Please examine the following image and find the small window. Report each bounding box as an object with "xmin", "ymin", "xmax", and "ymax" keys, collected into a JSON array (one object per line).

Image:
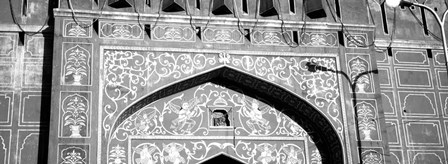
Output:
[{"xmin": 211, "ymin": 109, "xmax": 230, "ymax": 126}]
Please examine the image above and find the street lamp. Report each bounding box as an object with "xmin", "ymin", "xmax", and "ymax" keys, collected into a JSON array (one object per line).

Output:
[{"xmin": 385, "ymin": 0, "xmax": 448, "ymax": 71}]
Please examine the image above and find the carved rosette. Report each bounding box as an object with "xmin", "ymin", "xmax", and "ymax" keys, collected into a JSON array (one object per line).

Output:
[
  {"xmin": 100, "ymin": 22, "xmax": 144, "ymax": 40},
  {"xmin": 58, "ymin": 145, "xmax": 89, "ymax": 164}
]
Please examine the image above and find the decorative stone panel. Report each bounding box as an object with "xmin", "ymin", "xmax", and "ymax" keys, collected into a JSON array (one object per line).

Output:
[
  {"xmin": 395, "ymin": 67, "xmax": 432, "ymax": 89},
  {"xmin": 24, "ymin": 35, "xmax": 46, "ymax": 58},
  {"xmin": 59, "ymin": 92, "xmax": 91, "ymax": 138},
  {"xmin": 58, "ymin": 144, "xmax": 89, "ymax": 164},
  {"xmin": 398, "ymin": 91, "xmax": 437, "ymax": 117},
  {"xmin": 346, "ymin": 53, "xmax": 374, "ymax": 93},
  {"xmin": 100, "ymin": 21, "xmax": 143, "ymax": 40},
  {"xmin": 378, "ymin": 67, "xmax": 391, "ymax": 88},
  {"xmin": 20, "ymin": 92, "xmax": 50, "ymax": 126},
  {"xmin": 389, "ymin": 150, "xmax": 404, "ymax": 164},
  {"xmin": 151, "ymin": 25, "xmax": 195, "ymax": 42},
  {"xmin": 63, "ymin": 19, "xmax": 92, "ymax": 38},
  {"xmin": 385, "ymin": 119, "xmax": 401, "ymax": 147},
  {"xmin": 0, "ymin": 92, "xmax": 13, "ymax": 126},
  {"xmin": 381, "ymin": 90, "xmax": 396, "ymax": 116},
  {"xmin": 393, "ymin": 49, "xmax": 429, "ymax": 66},
  {"xmin": 434, "ymin": 50, "xmax": 446, "ymax": 67},
  {"xmin": 299, "ymin": 31, "xmax": 338, "ymax": 47},
  {"xmin": 403, "ymin": 120, "xmax": 443, "ymax": 147},
  {"xmin": 435, "ymin": 68, "xmax": 448, "ymax": 89},
  {"xmin": 355, "ymin": 100, "xmax": 381, "ymax": 141},
  {"xmin": 0, "ymin": 129, "xmax": 11, "ymax": 164},
  {"xmin": 22, "ymin": 63, "xmax": 46, "ymax": 87},
  {"xmin": 251, "ymin": 30, "xmax": 293, "ymax": 46},
  {"xmin": 0, "ymin": 64, "xmax": 14, "ymax": 86},
  {"xmin": 17, "ymin": 130, "xmax": 40, "ymax": 164},
  {"xmin": 407, "ymin": 150, "xmax": 446, "ymax": 164},
  {"xmin": 202, "ymin": 28, "xmax": 244, "ymax": 44},
  {"xmin": 0, "ymin": 33, "xmax": 16, "ymax": 58},
  {"xmin": 361, "ymin": 148, "xmax": 384, "ymax": 164},
  {"xmin": 61, "ymin": 42, "xmax": 92, "ymax": 86},
  {"xmin": 345, "ymin": 33, "xmax": 368, "ymax": 49}
]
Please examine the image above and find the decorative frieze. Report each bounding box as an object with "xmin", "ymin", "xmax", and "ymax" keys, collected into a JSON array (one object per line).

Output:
[
  {"xmin": 355, "ymin": 100, "xmax": 381, "ymax": 141},
  {"xmin": 345, "ymin": 33, "xmax": 368, "ymax": 48},
  {"xmin": 346, "ymin": 54, "xmax": 374, "ymax": 93}
]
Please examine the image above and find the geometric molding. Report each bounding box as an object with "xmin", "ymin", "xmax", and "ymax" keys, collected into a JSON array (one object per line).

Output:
[
  {"xmin": 63, "ymin": 19, "xmax": 92, "ymax": 38},
  {"xmin": 0, "ymin": 63, "xmax": 14, "ymax": 86},
  {"xmin": 407, "ymin": 150, "xmax": 446, "ymax": 164},
  {"xmin": 435, "ymin": 69, "xmax": 448, "ymax": 89},
  {"xmin": 378, "ymin": 67, "xmax": 391, "ymax": 88},
  {"xmin": 385, "ymin": 119, "xmax": 401, "ymax": 147},
  {"xmin": 0, "ymin": 33, "xmax": 16, "ymax": 59},
  {"xmin": 61, "ymin": 42, "xmax": 93, "ymax": 86},
  {"xmin": 433, "ymin": 50, "xmax": 446, "ymax": 67},
  {"xmin": 440, "ymin": 93, "xmax": 448, "ymax": 117},
  {"xmin": 0, "ymin": 129, "xmax": 11, "ymax": 164},
  {"xmin": 24, "ymin": 35, "xmax": 45, "ymax": 59},
  {"xmin": 375, "ymin": 49, "xmax": 389, "ymax": 64},
  {"xmin": 393, "ymin": 49, "xmax": 428, "ymax": 66},
  {"xmin": 16, "ymin": 130, "xmax": 40, "ymax": 164},
  {"xmin": 22, "ymin": 63, "xmax": 45, "ymax": 87},
  {"xmin": 389, "ymin": 149, "xmax": 403, "ymax": 164},
  {"xmin": 381, "ymin": 91, "xmax": 396, "ymax": 116},
  {"xmin": 403, "ymin": 120, "xmax": 443, "ymax": 147},
  {"xmin": 19, "ymin": 92, "xmax": 50, "ymax": 126},
  {"xmin": 99, "ymin": 21, "xmax": 143, "ymax": 40},
  {"xmin": 399, "ymin": 91, "xmax": 437, "ymax": 117},
  {"xmin": 395, "ymin": 68, "xmax": 433, "ymax": 89},
  {"xmin": 0, "ymin": 92, "xmax": 13, "ymax": 126}
]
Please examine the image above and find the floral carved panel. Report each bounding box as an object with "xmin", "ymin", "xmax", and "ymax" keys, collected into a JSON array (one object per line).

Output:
[
  {"xmin": 63, "ymin": 19, "xmax": 92, "ymax": 38},
  {"xmin": 100, "ymin": 21, "xmax": 144, "ymax": 40},
  {"xmin": 58, "ymin": 145, "xmax": 89, "ymax": 164},
  {"xmin": 101, "ymin": 48, "xmax": 342, "ymax": 141},
  {"xmin": 356, "ymin": 100, "xmax": 381, "ymax": 141},
  {"xmin": 61, "ymin": 43, "xmax": 92, "ymax": 86},
  {"xmin": 152, "ymin": 26, "xmax": 196, "ymax": 42},
  {"xmin": 59, "ymin": 92, "xmax": 91, "ymax": 138},
  {"xmin": 346, "ymin": 33, "xmax": 368, "ymax": 49},
  {"xmin": 202, "ymin": 28, "xmax": 244, "ymax": 44},
  {"xmin": 299, "ymin": 31, "xmax": 338, "ymax": 47},
  {"xmin": 346, "ymin": 53, "xmax": 374, "ymax": 94},
  {"xmin": 251, "ymin": 30, "xmax": 294, "ymax": 46}
]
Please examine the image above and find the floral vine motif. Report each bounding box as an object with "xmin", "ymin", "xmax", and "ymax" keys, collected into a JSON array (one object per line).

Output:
[
  {"xmin": 109, "ymin": 145, "xmax": 126, "ymax": 164},
  {"xmin": 349, "ymin": 57, "xmax": 371, "ymax": 93},
  {"xmin": 357, "ymin": 103, "xmax": 376, "ymax": 141},
  {"xmin": 62, "ymin": 94, "xmax": 89, "ymax": 137},
  {"xmin": 103, "ymin": 50, "xmax": 217, "ymax": 136},
  {"xmin": 64, "ymin": 46, "xmax": 89, "ymax": 85},
  {"xmin": 61, "ymin": 147, "xmax": 86, "ymax": 164},
  {"xmin": 68, "ymin": 25, "xmax": 87, "ymax": 37}
]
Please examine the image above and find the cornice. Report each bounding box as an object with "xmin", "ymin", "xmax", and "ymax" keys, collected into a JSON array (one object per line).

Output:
[{"xmin": 54, "ymin": 8, "xmax": 376, "ymax": 31}]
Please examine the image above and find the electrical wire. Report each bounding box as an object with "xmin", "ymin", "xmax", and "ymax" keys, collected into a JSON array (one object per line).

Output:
[
  {"xmin": 8, "ymin": 0, "xmax": 49, "ymax": 36},
  {"xmin": 185, "ymin": 0, "xmax": 197, "ymax": 31},
  {"xmin": 275, "ymin": 0, "xmax": 298, "ymax": 48},
  {"xmin": 151, "ymin": 0, "xmax": 163, "ymax": 31},
  {"xmin": 232, "ymin": 0, "xmax": 247, "ymax": 37},
  {"xmin": 408, "ymin": 8, "xmax": 443, "ymax": 42},
  {"xmin": 67, "ymin": 0, "xmax": 107, "ymax": 28},
  {"xmin": 131, "ymin": 0, "xmax": 145, "ymax": 31},
  {"xmin": 202, "ymin": 0, "xmax": 214, "ymax": 32}
]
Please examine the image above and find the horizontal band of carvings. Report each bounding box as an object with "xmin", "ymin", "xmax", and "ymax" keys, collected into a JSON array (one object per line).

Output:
[
  {"xmin": 0, "ymin": 24, "xmax": 52, "ymax": 33},
  {"xmin": 53, "ymin": 9, "xmax": 375, "ymax": 31}
]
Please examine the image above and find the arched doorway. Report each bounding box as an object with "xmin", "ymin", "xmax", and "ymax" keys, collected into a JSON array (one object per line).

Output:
[{"xmin": 108, "ymin": 67, "xmax": 343, "ymax": 164}]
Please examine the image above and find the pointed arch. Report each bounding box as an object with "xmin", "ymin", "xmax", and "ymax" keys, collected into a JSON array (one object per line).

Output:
[{"xmin": 110, "ymin": 67, "xmax": 344, "ymax": 164}]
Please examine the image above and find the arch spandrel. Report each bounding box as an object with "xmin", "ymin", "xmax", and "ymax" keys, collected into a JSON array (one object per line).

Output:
[
  {"xmin": 101, "ymin": 47, "xmax": 345, "ymax": 163},
  {"xmin": 109, "ymin": 83, "xmax": 323, "ymax": 164}
]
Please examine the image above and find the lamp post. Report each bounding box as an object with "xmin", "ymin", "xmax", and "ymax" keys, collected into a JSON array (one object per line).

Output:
[{"xmin": 385, "ymin": 0, "xmax": 448, "ymax": 71}]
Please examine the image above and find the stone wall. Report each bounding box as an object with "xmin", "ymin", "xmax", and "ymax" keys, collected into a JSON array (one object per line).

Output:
[{"xmin": 0, "ymin": 0, "xmax": 447, "ymax": 164}]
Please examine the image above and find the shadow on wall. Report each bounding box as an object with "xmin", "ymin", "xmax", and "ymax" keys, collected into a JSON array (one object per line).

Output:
[{"xmin": 36, "ymin": 33, "xmax": 54, "ymax": 163}]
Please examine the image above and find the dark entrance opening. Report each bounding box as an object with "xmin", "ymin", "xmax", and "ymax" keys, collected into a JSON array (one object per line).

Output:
[{"xmin": 201, "ymin": 154, "xmax": 244, "ymax": 164}]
